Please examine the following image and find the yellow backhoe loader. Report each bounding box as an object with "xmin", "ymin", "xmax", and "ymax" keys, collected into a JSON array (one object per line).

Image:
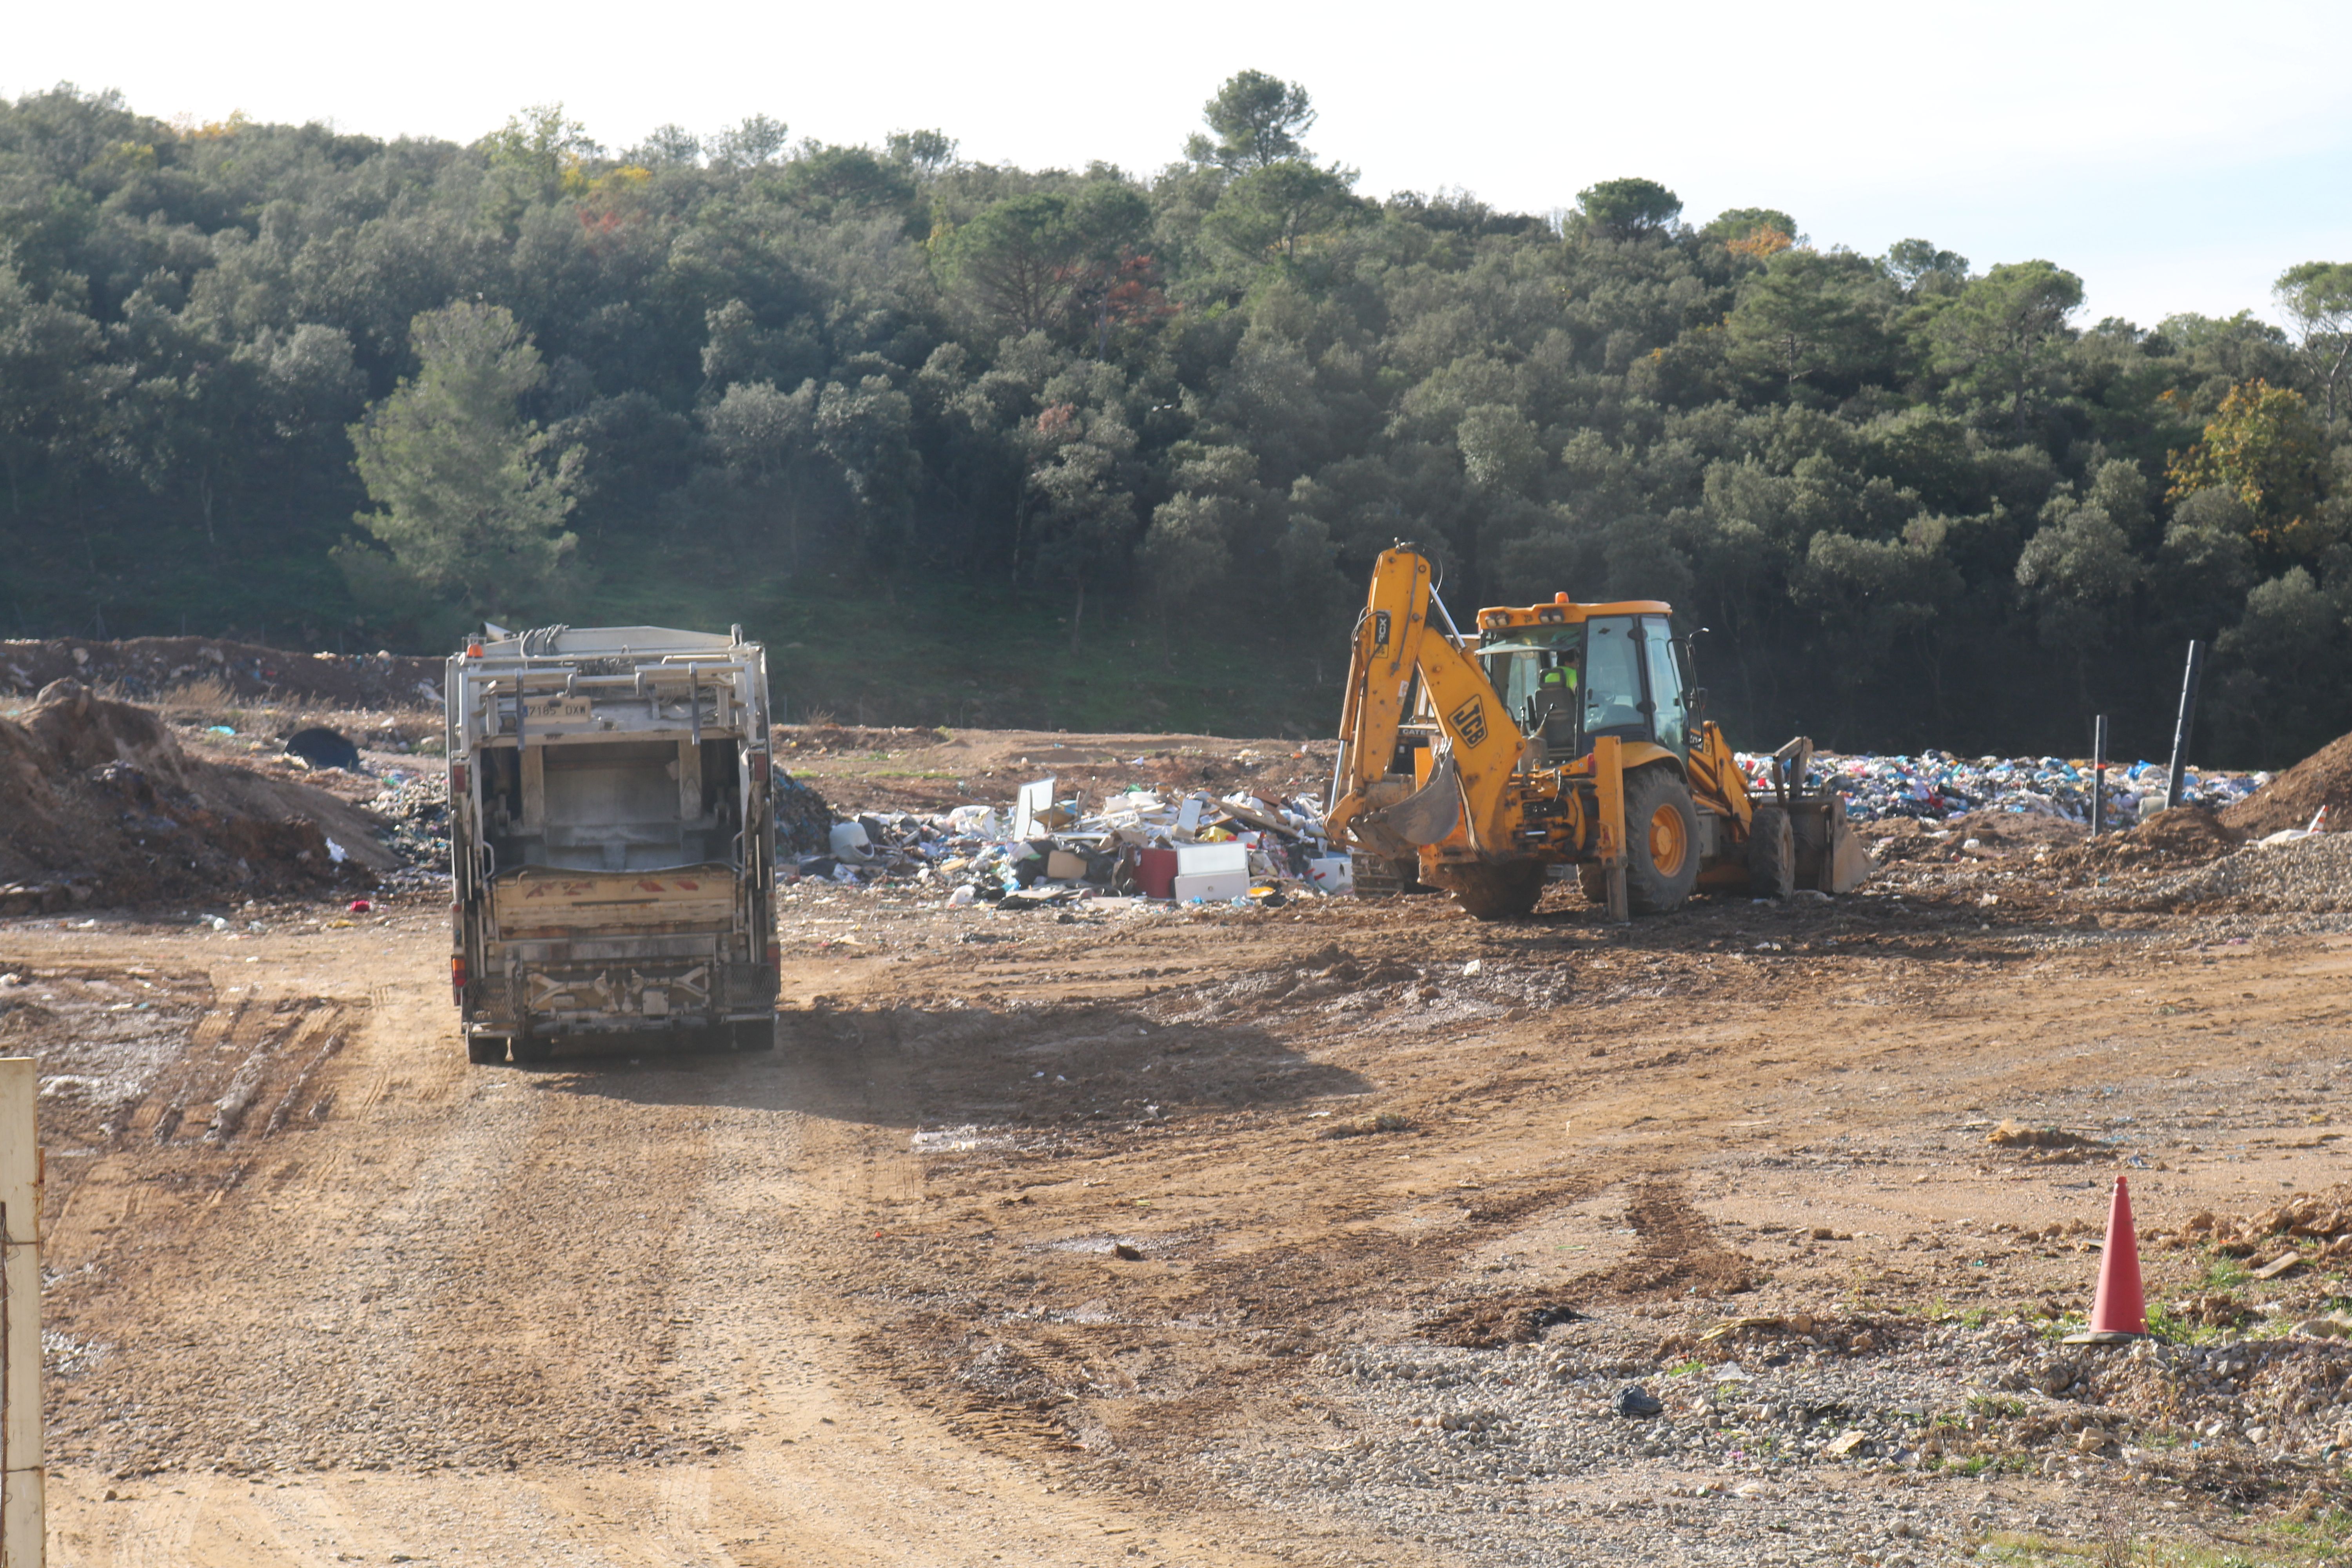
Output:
[{"xmin": 1326, "ymin": 546, "xmax": 1869, "ymax": 920}]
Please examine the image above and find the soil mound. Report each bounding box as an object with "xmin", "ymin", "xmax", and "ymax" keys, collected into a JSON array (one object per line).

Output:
[
  {"xmin": 0, "ymin": 681, "xmax": 396, "ymax": 912},
  {"xmin": 2223, "ymin": 731, "xmax": 2352, "ymax": 837},
  {"xmin": 2132, "ymin": 804, "xmax": 2247, "ymax": 860}
]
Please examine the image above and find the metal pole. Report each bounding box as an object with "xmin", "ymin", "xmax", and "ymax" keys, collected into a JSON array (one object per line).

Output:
[
  {"xmin": 2091, "ymin": 715, "xmax": 2107, "ymax": 837},
  {"xmin": 2164, "ymin": 641, "xmax": 2205, "ymax": 811}
]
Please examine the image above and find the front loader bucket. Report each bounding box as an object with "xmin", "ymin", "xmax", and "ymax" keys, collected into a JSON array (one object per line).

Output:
[
  {"xmin": 1788, "ymin": 794, "xmax": 1871, "ymax": 894},
  {"xmin": 1361, "ymin": 750, "xmax": 1462, "ymax": 854}
]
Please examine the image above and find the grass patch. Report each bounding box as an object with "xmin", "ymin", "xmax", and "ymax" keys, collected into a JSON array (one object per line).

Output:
[{"xmin": 2208, "ymin": 1256, "xmax": 2255, "ymax": 1290}]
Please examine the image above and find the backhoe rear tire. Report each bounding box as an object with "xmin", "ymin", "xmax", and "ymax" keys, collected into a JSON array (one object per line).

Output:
[
  {"xmin": 1746, "ymin": 805, "xmax": 1795, "ymax": 899},
  {"xmin": 1434, "ymin": 860, "xmax": 1546, "ymax": 921},
  {"xmin": 1623, "ymin": 768, "xmax": 1701, "ymax": 916}
]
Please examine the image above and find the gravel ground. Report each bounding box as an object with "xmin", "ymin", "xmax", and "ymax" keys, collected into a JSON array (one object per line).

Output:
[
  {"xmin": 2135, "ymin": 834, "xmax": 2352, "ymax": 913},
  {"xmin": 1195, "ymin": 1315, "xmax": 2352, "ymax": 1567}
]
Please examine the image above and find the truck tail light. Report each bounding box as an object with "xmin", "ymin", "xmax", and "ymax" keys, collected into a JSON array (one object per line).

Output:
[
  {"xmin": 450, "ymin": 760, "xmax": 468, "ymax": 793},
  {"xmin": 451, "ymin": 955, "xmax": 467, "ymax": 1002}
]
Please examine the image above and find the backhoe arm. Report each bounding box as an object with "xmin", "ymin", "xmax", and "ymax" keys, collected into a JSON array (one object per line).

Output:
[{"xmin": 1327, "ymin": 547, "xmax": 1528, "ymax": 860}]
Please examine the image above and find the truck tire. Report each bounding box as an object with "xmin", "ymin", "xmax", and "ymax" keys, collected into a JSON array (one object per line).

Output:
[
  {"xmin": 1746, "ymin": 805, "xmax": 1795, "ymax": 899},
  {"xmin": 1434, "ymin": 860, "xmax": 1546, "ymax": 921},
  {"xmin": 466, "ymin": 1034, "xmax": 509, "ymax": 1065},
  {"xmin": 731, "ymin": 1018, "xmax": 775, "ymax": 1052},
  {"xmin": 1623, "ymin": 768, "xmax": 1701, "ymax": 916},
  {"xmin": 1576, "ymin": 865, "xmax": 1608, "ymax": 906},
  {"xmin": 511, "ymin": 1030, "xmax": 552, "ymax": 1065}
]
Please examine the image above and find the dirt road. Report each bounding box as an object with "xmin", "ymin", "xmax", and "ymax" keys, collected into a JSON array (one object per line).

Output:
[{"xmin": 7, "ymin": 855, "xmax": 2352, "ymax": 1564}]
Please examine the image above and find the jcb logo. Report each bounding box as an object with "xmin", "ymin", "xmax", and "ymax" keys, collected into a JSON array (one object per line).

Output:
[
  {"xmin": 1371, "ymin": 610, "xmax": 1392, "ymax": 655},
  {"xmin": 1448, "ymin": 696, "xmax": 1489, "ymax": 746}
]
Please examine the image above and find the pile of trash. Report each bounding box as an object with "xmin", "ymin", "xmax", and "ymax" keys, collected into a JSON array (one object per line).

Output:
[
  {"xmin": 1756, "ymin": 751, "xmax": 2267, "ymax": 825},
  {"xmin": 785, "ymin": 775, "xmax": 1350, "ymax": 909},
  {"xmin": 365, "ymin": 768, "xmax": 451, "ymax": 877}
]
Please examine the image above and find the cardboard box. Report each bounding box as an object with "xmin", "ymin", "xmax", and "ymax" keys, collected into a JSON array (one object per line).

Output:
[
  {"xmin": 1175, "ymin": 842, "xmax": 1248, "ymax": 877},
  {"xmin": 1170, "ymin": 870, "xmax": 1252, "ymax": 903},
  {"xmin": 1044, "ymin": 849, "xmax": 1089, "ymax": 880}
]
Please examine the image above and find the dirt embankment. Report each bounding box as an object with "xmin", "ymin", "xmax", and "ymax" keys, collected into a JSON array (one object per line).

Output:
[
  {"xmin": 0, "ymin": 636, "xmax": 444, "ymax": 708},
  {"xmin": 0, "ymin": 681, "xmax": 393, "ymax": 911},
  {"xmin": 2224, "ymin": 729, "xmax": 2352, "ymax": 837}
]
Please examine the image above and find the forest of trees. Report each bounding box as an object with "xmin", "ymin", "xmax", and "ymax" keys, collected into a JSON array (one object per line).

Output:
[{"xmin": 3, "ymin": 74, "xmax": 2350, "ymax": 763}]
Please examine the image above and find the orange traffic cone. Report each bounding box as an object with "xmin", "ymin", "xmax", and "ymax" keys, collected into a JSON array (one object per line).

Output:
[{"xmin": 2064, "ymin": 1175, "xmax": 2147, "ymax": 1343}]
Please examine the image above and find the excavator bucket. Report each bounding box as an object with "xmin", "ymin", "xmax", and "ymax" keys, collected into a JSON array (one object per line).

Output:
[
  {"xmin": 1357, "ymin": 749, "xmax": 1462, "ymax": 857},
  {"xmin": 1823, "ymin": 807, "xmax": 1872, "ymax": 893},
  {"xmin": 1788, "ymin": 793, "xmax": 1872, "ymax": 894}
]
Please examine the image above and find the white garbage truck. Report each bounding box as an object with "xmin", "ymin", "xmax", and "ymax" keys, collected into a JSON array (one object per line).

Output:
[{"xmin": 446, "ymin": 624, "xmax": 779, "ymax": 1063}]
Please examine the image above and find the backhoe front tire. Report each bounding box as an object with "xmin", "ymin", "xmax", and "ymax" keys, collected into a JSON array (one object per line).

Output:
[
  {"xmin": 1746, "ymin": 805, "xmax": 1795, "ymax": 899},
  {"xmin": 1434, "ymin": 860, "xmax": 1547, "ymax": 921},
  {"xmin": 1623, "ymin": 768, "xmax": 1701, "ymax": 916},
  {"xmin": 1576, "ymin": 865, "xmax": 1608, "ymax": 906}
]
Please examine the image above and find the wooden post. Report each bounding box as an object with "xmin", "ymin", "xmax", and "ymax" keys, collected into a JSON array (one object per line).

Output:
[{"xmin": 0, "ymin": 1058, "xmax": 42, "ymax": 1567}]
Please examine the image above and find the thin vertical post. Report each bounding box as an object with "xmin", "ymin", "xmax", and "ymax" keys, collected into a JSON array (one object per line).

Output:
[
  {"xmin": 0, "ymin": 1058, "xmax": 41, "ymax": 1568},
  {"xmin": 2091, "ymin": 715, "xmax": 2108, "ymax": 837},
  {"xmin": 2165, "ymin": 641, "xmax": 2205, "ymax": 811}
]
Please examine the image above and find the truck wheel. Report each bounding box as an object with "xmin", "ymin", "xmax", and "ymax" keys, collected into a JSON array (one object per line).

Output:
[
  {"xmin": 466, "ymin": 1035, "xmax": 509, "ymax": 1065},
  {"xmin": 511, "ymin": 1031, "xmax": 552, "ymax": 1065},
  {"xmin": 1623, "ymin": 769, "xmax": 1701, "ymax": 916},
  {"xmin": 1576, "ymin": 865, "xmax": 1608, "ymax": 906},
  {"xmin": 1747, "ymin": 805, "xmax": 1795, "ymax": 898},
  {"xmin": 731, "ymin": 1018, "xmax": 775, "ymax": 1052},
  {"xmin": 1434, "ymin": 861, "xmax": 1546, "ymax": 921}
]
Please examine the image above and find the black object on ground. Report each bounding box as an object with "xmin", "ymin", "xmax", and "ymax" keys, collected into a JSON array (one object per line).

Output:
[
  {"xmin": 283, "ymin": 726, "xmax": 360, "ymax": 771},
  {"xmin": 1615, "ymin": 1385, "xmax": 1662, "ymax": 1418}
]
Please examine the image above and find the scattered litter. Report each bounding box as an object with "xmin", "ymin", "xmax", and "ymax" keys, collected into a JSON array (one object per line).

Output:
[{"xmin": 780, "ymin": 768, "xmax": 1347, "ymax": 909}]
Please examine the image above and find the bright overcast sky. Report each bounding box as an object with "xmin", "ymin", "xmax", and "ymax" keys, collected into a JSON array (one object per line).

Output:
[{"xmin": 13, "ymin": 0, "xmax": 2349, "ymax": 331}]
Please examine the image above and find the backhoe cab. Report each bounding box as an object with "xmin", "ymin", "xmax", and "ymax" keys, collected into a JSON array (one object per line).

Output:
[{"xmin": 1326, "ymin": 546, "xmax": 1868, "ymax": 920}]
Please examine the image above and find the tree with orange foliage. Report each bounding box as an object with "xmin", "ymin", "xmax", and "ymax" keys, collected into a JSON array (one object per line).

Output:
[{"xmin": 2165, "ymin": 378, "xmax": 2330, "ymax": 562}]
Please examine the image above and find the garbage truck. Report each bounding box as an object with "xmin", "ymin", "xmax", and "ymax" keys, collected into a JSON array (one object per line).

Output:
[
  {"xmin": 1327, "ymin": 546, "xmax": 1868, "ymax": 920},
  {"xmin": 446, "ymin": 624, "xmax": 778, "ymax": 1063}
]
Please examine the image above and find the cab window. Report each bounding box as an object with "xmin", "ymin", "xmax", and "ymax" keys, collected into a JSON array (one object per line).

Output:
[
  {"xmin": 1581, "ymin": 616, "xmax": 1647, "ymax": 741},
  {"xmin": 1641, "ymin": 616, "xmax": 1687, "ymax": 754}
]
